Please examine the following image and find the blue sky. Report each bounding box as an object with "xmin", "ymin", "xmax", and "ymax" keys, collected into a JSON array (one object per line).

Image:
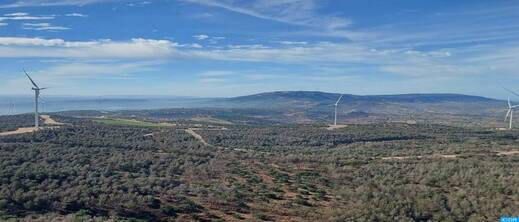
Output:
[{"xmin": 0, "ymin": 0, "xmax": 518, "ymax": 98}]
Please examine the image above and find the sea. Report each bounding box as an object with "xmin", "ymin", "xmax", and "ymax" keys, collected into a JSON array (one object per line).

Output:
[{"xmin": 0, "ymin": 95, "xmax": 218, "ymax": 115}]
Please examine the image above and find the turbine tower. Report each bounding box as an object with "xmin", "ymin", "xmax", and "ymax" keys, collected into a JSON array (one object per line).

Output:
[
  {"xmin": 24, "ymin": 70, "xmax": 47, "ymax": 128},
  {"xmin": 8, "ymin": 102, "xmax": 15, "ymax": 115},
  {"xmin": 334, "ymin": 94, "xmax": 343, "ymax": 126},
  {"xmin": 505, "ymin": 98, "xmax": 519, "ymax": 129},
  {"xmin": 504, "ymin": 88, "xmax": 519, "ymax": 129}
]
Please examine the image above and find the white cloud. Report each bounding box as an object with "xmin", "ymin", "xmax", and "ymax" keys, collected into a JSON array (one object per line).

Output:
[
  {"xmin": 244, "ymin": 74, "xmax": 280, "ymax": 80},
  {"xmin": 172, "ymin": 42, "xmax": 203, "ymax": 48},
  {"xmin": 126, "ymin": 1, "xmax": 151, "ymax": 7},
  {"xmin": 0, "ymin": 37, "xmax": 67, "ymax": 46},
  {"xmin": 65, "ymin": 13, "xmax": 88, "ymax": 17},
  {"xmin": 0, "ymin": 35, "xmax": 517, "ymax": 82},
  {"xmin": 41, "ymin": 61, "xmax": 158, "ymax": 77},
  {"xmin": 193, "ymin": 34, "xmax": 225, "ymax": 44},
  {"xmin": 22, "ymin": 22, "xmax": 70, "ymax": 31},
  {"xmin": 0, "ymin": 61, "xmax": 160, "ymax": 95},
  {"xmin": 190, "ymin": 12, "xmax": 215, "ymax": 19},
  {"xmin": 0, "ymin": 0, "xmax": 119, "ymax": 8},
  {"xmin": 0, "ymin": 23, "xmax": 7, "ymax": 26},
  {"xmin": 199, "ymin": 77, "xmax": 228, "ymax": 83},
  {"xmin": 193, "ymin": 34, "xmax": 209, "ymax": 40},
  {"xmin": 198, "ymin": 70, "xmax": 234, "ymax": 77},
  {"xmin": 4, "ymin": 12, "xmax": 28, "ymax": 16},
  {"xmin": 184, "ymin": 0, "xmax": 354, "ymax": 38},
  {"xmin": 227, "ymin": 44, "xmax": 268, "ymax": 49},
  {"xmin": 278, "ymin": 41, "xmax": 308, "ymax": 45},
  {"xmin": 0, "ymin": 37, "xmax": 178, "ymax": 59},
  {"xmin": 0, "ymin": 13, "xmax": 54, "ymax": 21}
]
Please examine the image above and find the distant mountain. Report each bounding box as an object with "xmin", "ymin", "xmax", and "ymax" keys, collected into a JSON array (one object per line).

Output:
[
  {"xmin": 228, "ymin": 91, "xmax": 341, "ymax": 103},
  {"xmin": 229, "ymin": 91, "xmax": 497, "ymax": 102},
  {"xmin": 49, "ymin": 91, "xmax": 507, "ymax": 127},
  {"xmin": 218, "ymin": 91, "xmax": 505, "ymax": 126},
  {"xmin": 223, "ymin": 91, "xmax": 502, "ymax": 112},
  {"xmin": 3, "ymin": 91, "xmax": 506, "ymax": 126}
]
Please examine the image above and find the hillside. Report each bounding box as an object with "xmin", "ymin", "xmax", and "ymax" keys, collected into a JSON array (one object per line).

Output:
[
  {"xmin": 1, "ymin": 115, "xmax": 518, "ymax": 221},
  {"xmin": 222, "ymin": 91, "xmax": 504, "ymax": 117},
  {"xmin": 229, "ymin": 91, "xmax": 497, "ymax": 104},
  {"xmin": 226, "ymin": 91, "xmax": 499, "ymax": 107},
  {"xmin": 8, "ymin": 91, "xmax": 508, "ymax": 127}
]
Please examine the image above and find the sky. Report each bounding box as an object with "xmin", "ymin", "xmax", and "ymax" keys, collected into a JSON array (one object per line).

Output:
[{"xmin": 0, "ymin": 0, "xmax": 518, "ymax": 98}]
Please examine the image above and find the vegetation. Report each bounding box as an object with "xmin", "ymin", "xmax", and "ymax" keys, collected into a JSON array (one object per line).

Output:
[
  {"xmin": 0, "ymin": 114, "xmax": 518, "ymax": 221},
  {"xmin": 93, "ymin": 118, "xmax": 175, "ymax": 128},
  {"xmin": 0, "ymin": 114, "xmax": 37, "ymax": 131}
]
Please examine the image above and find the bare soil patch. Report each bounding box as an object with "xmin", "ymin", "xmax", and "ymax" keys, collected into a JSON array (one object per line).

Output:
[
  {"xmin": 326, "ymin": 124, "xmax": 348, "ymax": 130},
  {"xmin": 185, "ymin": 128, "xmax": 211, "ymax": 146},
  {"xmin": 41, "ymin": 115, "xmax": 65, "ymax": 125},
  {"xmin": 0, "ymin": 115, "xmax": 63, "ymax": 136}
]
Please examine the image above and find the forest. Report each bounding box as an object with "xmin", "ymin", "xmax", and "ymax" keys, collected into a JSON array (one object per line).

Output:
[
  {"xmin": 0, "ymin": 114, "xmax": 518, "ymax": 221},
  {"xmin": 0, "ymin": 115, "xmax": 38, "ymax": 132}
]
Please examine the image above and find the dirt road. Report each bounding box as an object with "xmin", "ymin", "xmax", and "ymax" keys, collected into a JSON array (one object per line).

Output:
[
  {"xmin": 185, "ymin": 128, "xmax": 211, "ymax": 146},
  {"xmin": 0, "ymin": 115, "xmax": 63, "ymax": 136},
  {"xmin": 41, "ymin": 115, "xmax": 64, "ymax": 125},
  {"xmin": 0, "ymin": 127, "xmax": 40, "ymax": 136},
  {"xmin": 381, "ymin": 151, "xmax": 519, "ymax": 160},
  {"xmin": 326, "ymin": 125, "xmax": 348, "ymax": 130}
]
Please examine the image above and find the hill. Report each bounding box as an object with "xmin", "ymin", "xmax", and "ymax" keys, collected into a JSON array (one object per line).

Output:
[
  {"xmin": 222, "ymin": 91, "xmax": 503, "ymax": 116},
  {"xmin": 12, "ymin": 91, "xmax": 506, "ymax": 127},
  {"xmin": 229, "ymin": 91, "xmax": 497, "ymax": 104}
]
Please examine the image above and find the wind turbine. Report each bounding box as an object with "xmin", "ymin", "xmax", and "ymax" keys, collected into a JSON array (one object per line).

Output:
[
  {"xmin": 8, "ymin": 102, "xmax": 15, "ymax": 115},
  {"xmin": 334, "ymin": 94, "xmax": 343, "ymax": 126},
  {"xmin": 504, "ymin": 87, "xmax": 519, "ymax": 98},
  {"xmin": 24, "ymin": 70, "xmax": 47, "ymax": 128},
  {"xmin": 40, "ymin": 99, "xmax": 46, "ymax": 113},
  {"xmin": 505, "ymin": 98, "xmax": 519, "ymax": 129}
]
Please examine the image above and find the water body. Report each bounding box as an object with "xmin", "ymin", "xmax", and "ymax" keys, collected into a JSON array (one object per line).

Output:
[{"xmin": 0, "ymin": 96, "xmax": 219, "ymax": 115}]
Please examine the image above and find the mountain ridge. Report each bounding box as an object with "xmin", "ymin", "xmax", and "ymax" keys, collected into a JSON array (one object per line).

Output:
[{"xmin": 228, "ymin": 91, "xmax": 499, "ymax": 103}]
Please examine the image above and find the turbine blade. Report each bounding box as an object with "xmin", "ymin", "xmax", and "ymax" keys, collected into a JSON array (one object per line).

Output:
[
  {"xmin": 508, "ymin": 98, "xmax": 512, "ymax": 108},
  {"xmin": 506, "ymin": 109, "xmax": 511, "ymax": 121},
  {"xmin": 23, "ymin": 69, "xmax": 39, "ymax": 89},
  {"xmin": 504, "ymin": 87, "xmax": 519, "ymax": 98},
  {"xmin": 335, "ymin": 94, "xmax": 343, "ymax": 105}
]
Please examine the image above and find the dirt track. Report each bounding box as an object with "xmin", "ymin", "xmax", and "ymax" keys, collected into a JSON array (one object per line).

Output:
[
  {"xmin": 0, "ymin": 115, "xmax": 63, "ymax": 136},
  {"xmin": 327, "ymin": 124, "xmax": 348, "ymax": 130},
  {"xmin": 185, "ymin": 128, "xmax": 211, "ymax": 146},
  {"xmin": 41, "ymin": 115, "xmax": 64, "ymax": 125},
  {"xmin": 381, "ymin": 154, "xmax": 457, "ymax": 160},
  {"xmin": 381, "ymin": 151, "xmax": 519, "ymax": 160},
  {"xmin": 0, "ymin": 127, "xmax": 40, "ymax": 136}
]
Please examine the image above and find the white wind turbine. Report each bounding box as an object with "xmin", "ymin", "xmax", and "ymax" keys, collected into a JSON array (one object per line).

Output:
[
  {"xmin": 24, "ymin": 70, "xmax": 47, "ymax": 128},
  {"xmin": 8, "ymin": 102, "xmax": 15, "ymax": 115},
  {"xmin": 504, "ymin": 88, "xmax": 519, "ymax": 129},
  {"xmin": 334, "ymin": 94, "xmax": 343, "ymax": 126},
  {"xmin": 505, "ymin": 98, "xmax": 519, "ymax": 129}
]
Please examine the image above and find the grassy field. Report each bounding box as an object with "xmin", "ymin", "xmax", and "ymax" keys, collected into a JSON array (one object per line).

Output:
[
  {"xmin": 191, "ymin": 116, "xmax": 234, "ymax": 125},
  {"xmin": 93, "ymin": 118, "xmax": 175, "ymax": 128}
]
